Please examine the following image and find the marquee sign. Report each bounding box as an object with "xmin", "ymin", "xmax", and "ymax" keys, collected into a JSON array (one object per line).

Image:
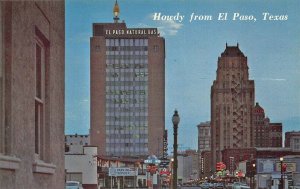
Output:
[
  {"xmin": 109, "ymin": 167, "xmax": 138, "ymax": 176},
  {"xmin": 105, "ymin": 28, "xmax": 158, "ymax": 36},
  {"xmin": 163, "ymin": 130, "xmax": 168, "ymax": 159}
]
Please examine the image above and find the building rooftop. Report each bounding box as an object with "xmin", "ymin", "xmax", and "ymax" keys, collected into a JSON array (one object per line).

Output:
[
  {"xmin": 221, "ymin": 43, "xmax": 245, "ymax": 57},
  {"xmin": 253, "ymin": 102, "xmax": 265, "ymax": 113},
  {"xmin": 286, "ymin": 131, "xmax": 300, "ymax": 134},
  {"xmin": 256, "ymin": 147, "xmax": 291, "ymax": 151},
  {"xmin": 197, "ymin": 121, "xmax": 211, "ymax": 127}
]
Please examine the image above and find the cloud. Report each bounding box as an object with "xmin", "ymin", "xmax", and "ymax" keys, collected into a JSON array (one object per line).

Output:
[
  {"xmin": 253, "ymin": 78, "xmax": 287, "ymax": 81},
  {"xmin": 156, "ymin": 19, "xmax": 183, "ymax": 36},
  {"xmin": 81, "ymin": 99, "xmax": 89, "ymax": 103},
  {"xmin": 135, "ymin": 13, "xmax": 183, "ymax": 37}
]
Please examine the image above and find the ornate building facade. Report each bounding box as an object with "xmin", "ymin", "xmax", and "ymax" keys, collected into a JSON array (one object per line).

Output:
[{"xmin": 211, "ymin": 44, "xmax": 255, "ymax": 170}]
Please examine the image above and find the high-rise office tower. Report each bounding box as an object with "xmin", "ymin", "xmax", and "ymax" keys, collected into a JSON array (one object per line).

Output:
[
  {"xmin": 90, "ymin": 1, "xmax": 165, "ymax": 157},
  {"xmin": 269, "ymin": 123, "xmax": 282, "ymax": 147},
  {"xmin": 197, "ymin": 121, "xmax": 211, "ymax": 178},
  {"xmin": 197, "ymin": 121, "xmax": 211, "ymax": 151},
  {"xmin": 211, "ymin": 44, "xmax": 255, "ymax": 169}
]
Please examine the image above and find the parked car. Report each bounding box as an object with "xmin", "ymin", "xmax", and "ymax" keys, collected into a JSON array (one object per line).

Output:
[
  {"xmin": 226, "ymin": 182, "xmax": 233, "ymax": 189},
  {"xmin": 215, "ymin": 182, "xmax": 225, "ymax": 188},
  {"xmin": 232, "ymin": 182, "xmax": 250, "ymax": 189},
  {"xmin": 208, "ymin": 182, "xmax": 215, "ymax": 188},
  {"xmin": 65, "ymin": 181, "xmax": 83, "ymax": 189},
  {"xmin": 200, "ymin": 182, "xmax": 210, "ymax": 189}
]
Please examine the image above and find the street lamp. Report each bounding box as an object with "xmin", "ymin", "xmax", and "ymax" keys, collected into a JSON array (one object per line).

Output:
[
  {"xmin": 172, "ymin": 110, "xmax": 180, "ymax": 189},
  {"xmin": 280, "ymin": 157, "xmax": 284, "ymax": 189}
]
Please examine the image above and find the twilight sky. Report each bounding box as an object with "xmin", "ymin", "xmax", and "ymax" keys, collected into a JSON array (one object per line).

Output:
[{"xmin": 65, "ymin": 0, "xmax": 300, "ymax": 150}]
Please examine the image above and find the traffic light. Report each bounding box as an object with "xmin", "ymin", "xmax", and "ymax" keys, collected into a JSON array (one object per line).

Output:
[
  {"xmin": 282, "ymin": 163, "xmax": 287, "ymax": 172},
  {"xmin": 246, "ymin": 161, "xmax": 251, "ymax": 177}
]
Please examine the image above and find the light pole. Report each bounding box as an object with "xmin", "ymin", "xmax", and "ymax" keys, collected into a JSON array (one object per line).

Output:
[
  {"xmin": 280, "ymin": 157, "xmax": 284, "ymax": 189},
  {"xmin": 170, "ymin": 158, "xmax": 174, "ymax": 189},
  {"xmin": 252, "ymin": 163, "xmax": 256, "ymax": 189},
  {"xmin": 172, "ymin": 110, "xmax": 180, "ymax": 189}
]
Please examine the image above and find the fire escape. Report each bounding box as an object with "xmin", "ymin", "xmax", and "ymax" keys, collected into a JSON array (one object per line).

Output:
[{"xmin": 231, "ymin": 74, "xmax": 244, "ymax": 148}]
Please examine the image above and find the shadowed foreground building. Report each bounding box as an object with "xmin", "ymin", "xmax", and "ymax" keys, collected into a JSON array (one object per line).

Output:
[
  {"xmin": 90, "ymin": 2, "xmax": 165, "ymax": 157},
  {"xmin": 0, "ymin": 1, "xmax": 65, "ymax": 189}
]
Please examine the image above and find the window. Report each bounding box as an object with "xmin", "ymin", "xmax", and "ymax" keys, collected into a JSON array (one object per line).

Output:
[
  {"xmin": 35, "ymin": 42, "xmax": 44, "ymax": 156},
  {"xmin": 35, "ymin": 35, "xmax": 48, "ymax": 160}
]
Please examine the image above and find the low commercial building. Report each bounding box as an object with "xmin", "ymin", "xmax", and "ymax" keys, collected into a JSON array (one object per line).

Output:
[
  {"xmin": 256, "ymin": 147, "xmax": 300, "ymax": 159},
  {"xmin": 65, "ymin": 146, "xmax": 98, "ymax": 189},
  {"xmin": 256, "ymin": 156, "xmax": 300, "ymax": 189},
  {"xmin": 96, "ymin": 156, "xmax": 147, "ymax": 188},
  {"xmin": 65, "ymin": 134, "xmax": 90, "ymax": 154},
  {"xmin": 222, "ymin": 148, "xmax": 256, "ymax": 176}
]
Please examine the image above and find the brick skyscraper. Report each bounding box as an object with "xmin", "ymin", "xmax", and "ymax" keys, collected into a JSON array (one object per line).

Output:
[
  {"xmin": 252, "ymin": 102, "xmax": 283, "ymax": 147},
  {"xmin": 252, "ymin": 102, "xmax": 269, "ymax": 147},
  {"xmin": 211, "ymin": 44, "xmax": 255, "ymax": 170},
  {"xmin": 90, "ymin": 1, "xmax": 165, "ymax": 157}
]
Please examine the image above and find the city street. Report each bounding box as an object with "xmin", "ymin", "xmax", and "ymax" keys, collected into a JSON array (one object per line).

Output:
[{"xmin": 1, "ymin": 1, "xmax": 300, "ymax": 189}]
